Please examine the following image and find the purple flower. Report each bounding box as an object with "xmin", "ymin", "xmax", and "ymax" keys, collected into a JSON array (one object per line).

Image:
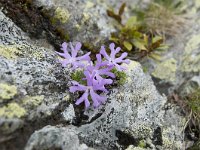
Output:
[
  {"xmin": 69, "ymin": 71, "xmax": 110, "ymax": 109},
  {"xmin": 86, "ymin": 54, "xmax": 115, "ymax": 84},
  {"xmin": 100, "ymin": 43, "xmax": 130, "ymax": 71},
  {"xmin": 56, "ymin": 42, "xmax": 91, "ymax": 69}
]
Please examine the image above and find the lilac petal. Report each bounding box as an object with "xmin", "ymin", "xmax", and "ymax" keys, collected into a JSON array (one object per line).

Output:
[
  {"xmin": 109, "ymin": 43, "xmax": 115, "ymax": 51},
  {"xmin": 90, "ymin": 89, "xmax": 100, "ymax": 108},
  {"xmin": 115, "ymin": 52, "xmax": 128, "ymax": 63},
  {"xmin": 69, "ymin": 86, "xmax": 79, "ymax": 93},
  {"xmin": 98, "ymin": 67, "xmax": 112, "ymax": 74},
  {"xmin": 71, "ymin": 81, "xmax": 79, "ymax": 85},
  {"xmin": 56, "ymin": 51, "xmax": 71, "ymax": 58},
  {"xmin": 115, "ymin": 63, "xmax": 123, "ymax": 71},
  {"xmin": 68, "ymin": 42, "xmax": 77, "ymax": 58},
  {"xmin": 103, "ymin": 78, "xmax": 113, "ymax": 85},
  {"xmin": 61, "ymin": 42, "xmax": 68, "ymax": 53},
  {"xmin": 84, "ymin": 71, "xmax": 94, "ymax": 86},
  {"xmin": 103, "ymin": 72, "xmax": 115, "ymax": 78},
  {"xmin": 87, "ymin": 65, "xmax": 95, "ymax": 72},
  {"xmin": 111, "ymin": 47, "xmax": 121, "ymax": 59},
  {"xmin": 96, "ymin": 54, "xmax": 102, "ymax": 64},
  {"xmin": 115, "ymin": 47, "xmax": 121, "ymax": 54},
  {"xmin": 90, "ymin": 90, "xmax": 106, "ymax": 107},
  {"xmin": 119, "ymin": 65, "xmax": 127, "ymax": 70},
  {"xmin": 72, "ymin": 62, "xmax": 85, "ymax": 69},
  {"xmin": 75, "ymin": 42, "xmax": 82, "ymax": 51},
  {"xmin": 71, "ymin": 81, "xmax": 87, "ymax": 89},
  {"xmin": 100, "ymin": 46, "xmax": 110, "ymax": 60},
  {"xmin": 122, "ymin": 59, "xmax": 130, "ymax": 64},
  {"xmin": 77, "ymin": 52, "xmax": 91, "ymax": 61},
  {"xmin": 69, "ymin": 85, "xmax": 85, "ymax": 92},
  {"xmin": 99, "ymin": 61, "xmax": 108, "ymax": 67},
  {"xmin": 59, "ymin": 60, "xmax": 69, "ymax": 67},
  {"xmin": 84, "ymin": 98, "xmax": 90, "ymax": 109},
  {"xmin": 75, "ymin": 91, "xmax": 89, "ymax": 106}
]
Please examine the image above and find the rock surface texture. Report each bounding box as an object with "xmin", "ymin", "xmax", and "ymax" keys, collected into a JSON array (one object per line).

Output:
[{"xmin": 0, "ymin": 0, "xmax": 198, "ymax": 150}]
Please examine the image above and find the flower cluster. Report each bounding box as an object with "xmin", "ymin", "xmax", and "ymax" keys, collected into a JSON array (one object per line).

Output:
[{"xmin": 57, "ymin": 42, "xmax": 130, "ymax": 109}]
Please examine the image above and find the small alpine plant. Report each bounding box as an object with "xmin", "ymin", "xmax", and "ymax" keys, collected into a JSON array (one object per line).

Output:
[{"xmin": 57, "ymin": 42, "xmax": 130, "ymax": 109}]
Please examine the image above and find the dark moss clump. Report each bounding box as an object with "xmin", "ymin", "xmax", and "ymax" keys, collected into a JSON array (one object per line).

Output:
[
  {"xmin": 0, "ymin": 0, "xmax": 65, "ymax": 49},
  {"xmin": 71, "ymin": 70, "xmax": 86, "ymax": 85},
  {"xmin": 111, "ymin": 68, "xmax": 127, "ymax": 86},
  {"xmin": 184, "ymin": 89, "xmax": 200, "ymax": 140}
]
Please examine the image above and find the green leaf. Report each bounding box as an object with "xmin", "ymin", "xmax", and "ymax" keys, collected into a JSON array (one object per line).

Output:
[
  {"xmin": 154, "ymin": 44, "xmax": 169, "ymax": 51},
  {"xmin": 118, "ymin": 3, "xmax": 126, "ymax": 16},
  {"xmin": 132, "ymin": 31, "xmax": 143, "ymax": 38},
  {"xmin": 152, "ymin": 36, "xmax": 163, "ymax": 43},
  {"xmin": 149, "ymin": 53, "xmax": 161, "ymax": 61},
  {"xmin": 109, "ymin": 37, "xmax": 119, "ymax": 43},
  {"xmin": 123, "ymin": 41, "xmax": 133, "ymax": 51},
  {"xmin": 107, "ymin": 9, "xmax": 121, "ymax": 24},
  {"xmin": 125, "ymin": 16, "xmax": 137, "ymax": 28},
  {"xmin": 133, "ymin": 39, "xmax": 147, "ymax": 50},
  {"xmin": 151, "ymin": 36, "xmax": 164, "ymax": 50}
]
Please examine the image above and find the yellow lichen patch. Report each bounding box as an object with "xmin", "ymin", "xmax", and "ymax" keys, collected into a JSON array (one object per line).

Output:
[
  {"xmin": 81, "ymin": 13, "xmax": 90, "ymax": 24},
  {"xmin": 63, "ymin": 95, "xmax": 70, "ymax": 101},
  {"xmin": 125, "ymin": 145, "xmax": 145, "ymax": 150},
  {"xmin": 30, "ymin": 49, "xmax": 45, "ymax": 60},
  {"xmin": 127, "ymin": 61, "xmax": 140, "ymax": 71},
  {"xmin": 152, "ymin": 58, "xmax": 177, "ymax": 82},
  {"xmin": 0, "ymin": 83, "xmax": 17, "ymax": 101},
  {"xmin": 22, "ymin": 95, "xmax": 44, "ymax": 109},
  {"xmin": 75, "ymin": 24, "xmax": 81, "ymax": 31},
  {"xmin": 54, "ymin": 7, "xmax": 70, "ymax": 24},
  {"xmin": 85, "ymin": 1, "xmax": 94, "ymax": 9},
  {"xmin": 181, "ymin": 34, "xmax": 200, "ymax": 72},
  {"xmin": 184, "ymin": 34, "xmax": 200, "ymax": 54},
  {"xmin": 181, "ymin": 54, "xmax": 200, "ymax": 72},
  {"xmin": 0, "ymin": 103, "xmax": 26, "ymax": 118},
  {"xmin": 0, "ymin": 45, "xmax": 22, "ymax": 59}
]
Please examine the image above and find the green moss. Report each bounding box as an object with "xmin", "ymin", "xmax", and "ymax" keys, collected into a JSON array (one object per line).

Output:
[
  {"xmin": 22, "ymin": 95, "xmax": 44, "ymax": 109},
  {"xmin": 0, "ymin": 83, "xmax": 17, "ymax": 101},
  {"xmin": 54, "ymin": 7, "xmax": 70, "ymax": 24},
  {"xmin": 186, "ymin": 89, "xmax": 200, "ymax": 116},
  {"xmin": 138, "ymin": 140, "xmax": 146, "ymax": 148},
  {"xmin": 152, "ymin": 58, "xmax": 177, "ymax": 82},
  {"xmin": 71, "ymin": 70, "xmax": 86, "ymax": 85},
  {"xmin": 0, "ymin": 103, "xmax": 26, "ymax": 118},
  {"xmin": 112, "ymin": 68, "xmax": 127, "ymax": 85},
  {"xmin": 0, "ymin": 45, "xmax": 22, "ymax": 59},
  {"xmin": 55, "ymin": 27, "xmax": 70, "ymax": 41}
]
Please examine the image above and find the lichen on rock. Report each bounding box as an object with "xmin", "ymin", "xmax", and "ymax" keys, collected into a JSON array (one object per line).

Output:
[
  {"xmin": 0, "ymin": 103, "xmax": 26, "ymax": 119},
  {"xmin": 0, "ymin": 83, "xmax": 17, "ymax": 101},
  {"xmin": 54, "ymin": 7, "xmax": 70, "ymax": 24},
  {"xmin": 0, "ymin": 45, "xmax": 22, "ymax": 59},
  {"xmin": 22, "ymin": 95, "xmax": 44, "ymax": 109},
  {"xmin": 152, "ymin": 58, "xmax": 177, "ymax": 82}
]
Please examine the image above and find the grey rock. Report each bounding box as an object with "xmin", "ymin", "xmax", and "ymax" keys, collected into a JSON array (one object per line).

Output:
[
  {"xmin": 25, "ymin": 125, "xmax": 94, "ymax": 150},
  {"xmin": 179, "ymin": 75, "xmax": 200, "ymax": 96},
  {"xmin": 61, "ymin": 104, "xmax": 76, "ymax": 123},
  {"xmin": 0, "ymin": 1, "xmax": 189, "ymax": 150},
  {"xmin": 32, "ymin": 0, "xmax": 140, "ymax": 47},
  {"xmin": 77, "ymin": 61, "xmax": 185, "ymax": 150},
  {"xmin": 0, "ymin": 118, "xmax": 23, "ymax": 135},
  {"xmin": 146, "ymin": 0, "xmax": 200, "ymax": 95},
  {"xmin": 0, "ymin": 10, "xmax": 74, "ymax": 149}
]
